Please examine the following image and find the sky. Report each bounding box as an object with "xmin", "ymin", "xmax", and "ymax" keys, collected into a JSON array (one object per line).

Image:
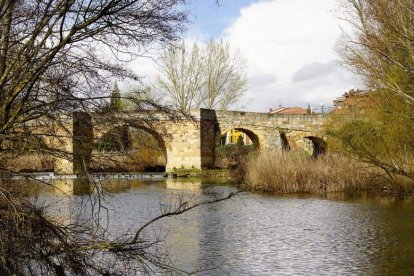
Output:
[{"xmin": 128, "ymin": 0, "xmax": 361, "ymax": 112}]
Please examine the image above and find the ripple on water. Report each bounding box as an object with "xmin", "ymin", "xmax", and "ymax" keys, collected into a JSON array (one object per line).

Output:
[{"xmin": 33, "ymin": 179, "xmax": 414, "ymax": 275}]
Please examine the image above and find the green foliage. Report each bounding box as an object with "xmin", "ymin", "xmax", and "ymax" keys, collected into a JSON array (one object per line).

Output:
[
  {"xmin": 328, "ymin": 108, "xmax": 414, "ymax": 183},
  {"xmin": 96, "ymin": 127, "xmax": 130, "ymax": 152},
  {"xmin": 329, "ymin": 120, "xmax": 384, "ymax": 157},
  {"xmin": 171, "ymin": 167, "xmax": 202, "ymax": 174},
  {"xmin": 335, "ymin": 0, "xmax": 414, "ymax": 185},
  {"xmin": 110, "ymin": 83, "xmax": 123, "ymax": 111},
  {"xmin": 236, "ymin": 135, "xmax": 244, "ymax": 146}
]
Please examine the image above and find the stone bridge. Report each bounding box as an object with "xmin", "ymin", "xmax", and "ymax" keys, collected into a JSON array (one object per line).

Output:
[{"xmin": 54, "ymin": 108, "xmax": 328, "ymax": 174}]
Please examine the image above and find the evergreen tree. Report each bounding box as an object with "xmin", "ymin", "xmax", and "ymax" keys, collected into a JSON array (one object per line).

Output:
[
  {"xmin": 110, "ymin": 83, "xmax": 122, "ymax": 111},
  {"xmin": 306, "ymin": 104, "xmax": 312, "ymax": 115}
]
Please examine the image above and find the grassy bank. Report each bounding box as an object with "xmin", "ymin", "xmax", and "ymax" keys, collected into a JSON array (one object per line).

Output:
[
  {"xmin": 170, "ymin": 168, "xmax": 232, "ymax": 179},
  {"xmin": 242, "ymin": 150, "xmax": 414, "ymax": 196}
]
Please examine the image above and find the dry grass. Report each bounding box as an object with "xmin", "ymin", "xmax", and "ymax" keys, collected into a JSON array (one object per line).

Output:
[
  {"xmin": 91, "ymin": 151, "xmax": 166, "ymax": 172},
  {"xmin": 2, "ymin": 153, "xmax": 54, "ymax": 172},
  {"xmin": 243, "ymin": 150, "xmax": 374, "ymax": 194}
]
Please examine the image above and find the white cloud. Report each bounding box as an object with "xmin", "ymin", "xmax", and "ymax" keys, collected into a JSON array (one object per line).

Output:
[
  {"xmin": 123, "ymin": 0, "xmax": 361, "ymax": 111},
  {"xmin": 223, "ymin": 0, "xmax": 361, "ymax": 111}
]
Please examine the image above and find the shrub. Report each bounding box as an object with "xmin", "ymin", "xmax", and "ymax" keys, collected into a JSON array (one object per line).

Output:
[
  {"xmin": 2, "ymin": 153, "xmax": 54, "ymax": 172},
  {"xmin": 215, "ymin": 144, "xmax": 256, "ymax": 169},
  {"xmin": 243, "ymin": 150, "xmax": 384, "ymax": 194}
]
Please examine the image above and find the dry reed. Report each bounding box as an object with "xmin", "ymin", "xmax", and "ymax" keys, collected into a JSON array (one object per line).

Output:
[
  {"xmin": 3, "ymin": 153, "xmax": 54, "ymax": 172},
  {"xmin": 243, "ymin": 150, "xmax": 372, "ymax": 194}
]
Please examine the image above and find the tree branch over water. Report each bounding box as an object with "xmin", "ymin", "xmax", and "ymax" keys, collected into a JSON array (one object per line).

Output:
[
  {"xmin": 0, "ymin": 0, "xmax": 241, "ymax": 274},
  {"xmin": 132, "ymin": 190, "xmax": 242, "ymax": 244}
]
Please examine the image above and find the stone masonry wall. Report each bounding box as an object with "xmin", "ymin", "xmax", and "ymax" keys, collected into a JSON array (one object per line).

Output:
[{"xmin": 53, "ymin": 109, "xmax": 328, "ymax": 174}]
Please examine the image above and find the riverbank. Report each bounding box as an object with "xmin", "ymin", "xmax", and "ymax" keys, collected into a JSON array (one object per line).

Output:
[
  {"xmin": 7, "ymin": 150, "xmax": 414, "ymax": 198},
  {"xmin": 168, "ymin": 168, "xmax": 231, "ymax": 178},
  {"xmin": 9, "ymin": 170, "xmax": 233, "ymax": 185},
  {"xmin": 242, "ymin": 150, "xmax": 414, "ymax": 197},
  {"xmin": 10, "ymin": 172, "xmax": 166, "ymax": 181}
]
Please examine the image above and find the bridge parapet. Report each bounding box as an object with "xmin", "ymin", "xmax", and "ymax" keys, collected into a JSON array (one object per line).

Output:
[{"xmin": 199, "ymin": 109, "xmax": 326, "ymax": 131}]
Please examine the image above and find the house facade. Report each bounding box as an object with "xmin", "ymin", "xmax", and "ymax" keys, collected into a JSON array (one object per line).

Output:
[{"xmin": 331, "ymin": 89, "xmax": 373, "ymax": 114}]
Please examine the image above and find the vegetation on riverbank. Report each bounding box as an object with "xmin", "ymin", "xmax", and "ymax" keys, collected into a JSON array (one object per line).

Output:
[
  {"xmin": 239, "ymin": 0, "xmax": 414, "ymax": 198},
  {"xmin": 2, "ymin": 153, "xmax": 54, "ymax": 172},
  {"xmin": 170, "ymin": 167, "xmax": 231, "ymax": 178},
  {"xmin": 242, "ymin": 150, "xmax": 414, "ymax": 197},
  {"xmin": 328, "ymin": 0, "xmax": 414, "ymax": 192},
  {"xmin": 215, "ymin": 144, "xmax": 256, "ymax": 169}
]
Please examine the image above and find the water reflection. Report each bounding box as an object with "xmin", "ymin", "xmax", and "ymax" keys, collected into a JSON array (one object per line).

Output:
[
  {"xmin": 28, "ymin": 178, "xmax": 414, "ymax": 275},
  {"xmin": 165, "ymin": 178, "xmax": 202, "ymax": 192},
  {"xmin": 40, "ymin": 177, "xmax": 233, "ymax": 196},
  {"xmin": 53, "ymin": 179, "xmax": 92, "ymax": 196},
  {"xmin": 33, "ymin": 179, "xmax": 101, "ymax": 227}
]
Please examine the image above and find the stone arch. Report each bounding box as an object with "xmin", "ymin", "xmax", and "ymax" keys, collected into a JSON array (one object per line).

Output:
[
  {"xmin": 218, "ymin": 126, "xmax": 263, "ymax": 149},
  {"xmin": 280, "ymin": 131, "xmax": 290, "ymax": 151},
  {"xmin": 305, "ymin": 136, "xmax": 327, "ymax": 158},
  {"xmin": 128, "ymin": 125, "xmax": 168, "ymax": 165},
  {"xmin": 214, "ymin": 126, "xmax": 263, "ymax": 169},
  {"xmin": 95, "ymin": 125, "xmax": 166, "ymax": 154},
  {"xmin": 286, "ymin": 131, "xmax": 327, "ymax": 158},
  {"xmin": 95, "ymin": 126, "xmax": 130, "ymax": 152},
  {"xmin": 93, "ymin": 124, "xmax": 168, "ymax": 171}
]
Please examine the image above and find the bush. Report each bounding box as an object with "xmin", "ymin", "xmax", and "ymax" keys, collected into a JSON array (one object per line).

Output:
[
  {"xmin": 243, "ymin": 150, "xmax": 390, "ymax": 195},
  {"xmin": 2, "ymin": 153, "xmax": 54, "ymax": 172},
  {"xmin": 215, "ymin": 144, "xmax": 256, "ymax": 169}
]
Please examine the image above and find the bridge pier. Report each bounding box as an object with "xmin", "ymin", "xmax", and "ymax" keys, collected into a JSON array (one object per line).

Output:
[
  {"xmin": 72, "ymin": 112, "xmax": 93, "ymax": 174},
  {"xmin": 164, "ymin": 120, "xmax": 204, "ymax": 172},
  {"xmin": 53, "ymin": 120, "xmax": 74, "ymax": 175},
  {"xmin": 165, "ymin": 109, "xmax": 217, "ymax": 172},
  {"xmin": 54, "ymin": 113, "xmax": 93, "ymax": 175}
]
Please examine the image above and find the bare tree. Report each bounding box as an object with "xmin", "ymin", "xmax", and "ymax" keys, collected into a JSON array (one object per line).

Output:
[
  {"xmin": 0, "ymin": 0, "xmax": 188, "ymax": 131},
  {"xmin": 156, "ymin": 40, "xmax": 248, "ymax": 112},
  {"xmin": 338, "ymin": 0, "xmax": 414, "ymax": 107},
  {"xmin": 201, "ymin": 39, "xmax": 247, "ymax": 110},
  {"xmin": 0, "ymin": 0, "xmax": 242, "ymax": 274},
  {"xmin": 331, "ymin": 0, "xmax": 414, "ymax": 187},
  {"xmin": 156, "ymin": 42, "xmax": 205, "ymax": 112}
]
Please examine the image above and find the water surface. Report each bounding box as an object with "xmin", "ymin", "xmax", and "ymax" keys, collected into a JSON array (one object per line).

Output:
[{"xmin": 31, "ymin": 178, "xmax": 414, "ymax": 275}]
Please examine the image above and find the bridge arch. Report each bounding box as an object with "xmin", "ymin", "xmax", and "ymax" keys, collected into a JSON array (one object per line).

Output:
[
  {"xmin": 305, "ymin": 136, "xmax": 327, "ymax": 158},
  {"xmin": 286, "ymin": 132, "xmax": 327, "ymax": 158},
  {"xmin": 93, "ymin": 124, "xmax": 167, "ymax": 171},
  {"xmin": 280, "ymin": 131, "xmax": 290, "ymax": 151},
  {"xmin": 95, "ymin": 126, "xmax": 130, "ymax": 152},
  {"xmin": 218, "ymin": 126, "xmax": 263, "ymax": 149},
  {"xmin": 95, "ymin": 125, "xmax": 166, "ymax": 151}
]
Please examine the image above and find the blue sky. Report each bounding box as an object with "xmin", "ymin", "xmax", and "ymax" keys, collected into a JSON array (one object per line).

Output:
[
  {"xmin": 130, "ymin": 0, "xmax": 360, "ymax": 112},
  {"xmin": 186, "ymin": 0, "xmax": 257, "ymax": 38}
]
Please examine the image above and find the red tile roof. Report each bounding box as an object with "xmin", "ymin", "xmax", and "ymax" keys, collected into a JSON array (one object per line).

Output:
[{"xmin": 269, "ymin": 107, "xmax": 308, "ymax": 115}]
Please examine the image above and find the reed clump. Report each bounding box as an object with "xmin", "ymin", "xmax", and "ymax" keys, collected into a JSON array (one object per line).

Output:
[
  {"xmin": 3, "ymin": 153, "xmax": 54, "ymax": 172},
  {"xmin": 243, "ymin": 150, "xmax": 375, "ymax": 194}
]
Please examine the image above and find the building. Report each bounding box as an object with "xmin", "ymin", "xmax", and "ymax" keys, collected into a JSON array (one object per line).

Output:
[
  {"xmin": 331, "ymin": 89, "xmax": 372, "ymax": 114},
  {"xmin": 220, "ymin": 129, "xmax": 252, "ymax": 146},
  {"xmin": 269, "ymin": 106, "xmax": 309, "ymax": 115}
]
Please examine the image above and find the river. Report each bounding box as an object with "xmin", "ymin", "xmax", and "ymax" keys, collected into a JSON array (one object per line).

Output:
[{"xmin": 29, "ymin": 177, "xmax": 414, "ymax": 275}]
